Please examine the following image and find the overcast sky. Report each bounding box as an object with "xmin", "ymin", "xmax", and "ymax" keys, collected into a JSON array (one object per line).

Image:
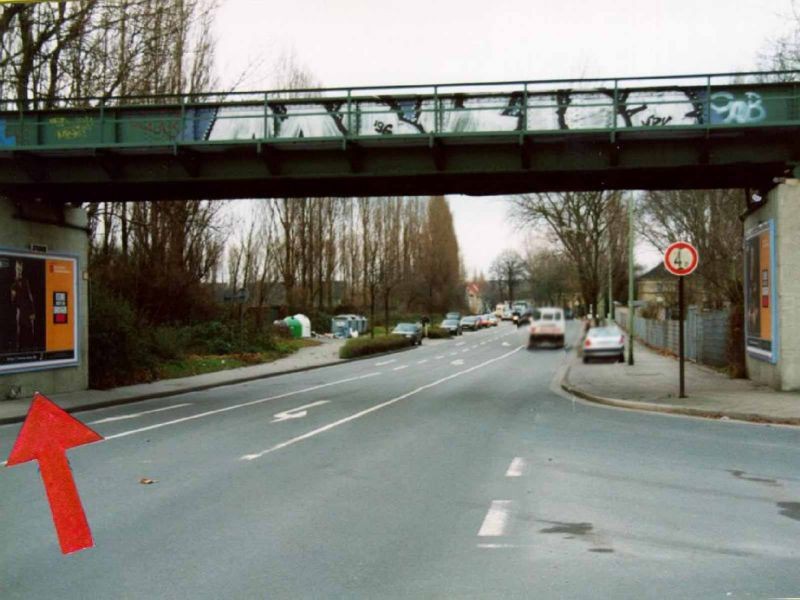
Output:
[{"xmin": 214, "ymin": 0, "xmax": 792, "ymax": 273}]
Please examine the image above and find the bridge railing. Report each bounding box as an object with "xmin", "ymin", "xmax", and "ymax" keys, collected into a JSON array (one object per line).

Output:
[{"xmin": 0, "ymin": 71, "xmax": 798, "ymax": 150}]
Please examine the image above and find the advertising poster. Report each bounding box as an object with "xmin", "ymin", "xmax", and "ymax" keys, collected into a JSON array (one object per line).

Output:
[
  {"xmin": 0, "ymin": 250, "xmax": 78, "ymax": 372},
  {"xmin": 744, "ymin": 221, "xmax": 776, "ymax": 362}
]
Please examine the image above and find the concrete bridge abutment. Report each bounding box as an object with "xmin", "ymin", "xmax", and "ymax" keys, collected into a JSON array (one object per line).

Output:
[{"xmin": 0, "ymin": 197, "xmax": 89, "ymax": 399}]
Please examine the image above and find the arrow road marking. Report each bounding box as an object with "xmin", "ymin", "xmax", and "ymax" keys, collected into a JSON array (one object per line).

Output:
[
  {"xmin": 89, "ymin": 403, "xmax": 192, "ymax": 424},
  {"xmin": 105, "ymin": 372, "xmax": 381, "ymax": 441},
  {"xmin": 478, "ymin": 500, "xmax": 512, "ymax": 537},
  {"xmin": 271, "ymin": 400, "xmax": 329, "ymax": 423},
  {"xmin": 505, "ymin": 457, "xmax": 526, "ymax": 477},
  {"xmin": 241, "ymin": 346, "xmax": 524, "ymax": 461}
]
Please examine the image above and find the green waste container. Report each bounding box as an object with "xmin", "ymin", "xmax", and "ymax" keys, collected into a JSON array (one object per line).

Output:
[{"xmin": 283, "ymin": 316, "xmax": 302, "ymax": 339}]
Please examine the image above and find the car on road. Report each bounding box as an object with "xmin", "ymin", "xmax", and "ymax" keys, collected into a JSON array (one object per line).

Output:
[
  {"xmin": 392, "ymin": 322, "xmax": 423, "ymax": 346},
  {"xmin": 445, "ymin": 311, "xmax": 461, "ymax": 321},
  {"xmin": 583, "ymin": 326, "xmax": 625, "ymax": 363},
  {"xmin": 440, "ymin": 318, "xmax": 463, "ymax": 336},
  {"xmin": 460, "ymin": 315, "xmax": 480, "ymax": 331},
  {"xmin": 528, "ymin": 307, "xmax": 566, "ymax": 348},
  {"xmin": 486, "ymin": 314, "xmax": 499, "ymax": 327}
]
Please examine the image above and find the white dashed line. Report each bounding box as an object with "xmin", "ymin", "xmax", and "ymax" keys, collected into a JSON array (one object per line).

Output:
[
  {"xmin": 417, "ymin": 359, "xmax": 428, "ymax": 365},
  {"xmin": 393, "ymin": 365, "xmax": 408, "ymax": 371},
  {"xmin": 435, "ymin": 355, "xmax": 445, "ymax": 360},
  {"xmin": 451, "ymin": 359, "xmax": 464, "ymax": 366},
  {"xmin": 505, "ymin": 457, "xmax": 526, "ymax": 477},
  {"xmin": 478, "ymin": 500, "xmax": 512, "ymax": 537},
  {"xmin": 455, "ymin": 341, "xmax": 465, "ymax": 347},
  {"xmin": 375, "ymin": 359, "xmax": 396, "ymax": 366}
]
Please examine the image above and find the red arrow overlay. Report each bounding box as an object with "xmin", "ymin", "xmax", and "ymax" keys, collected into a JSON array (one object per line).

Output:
[{"xmin": 5, "ymin": 393, "xmax": 103, "ymax": 554}]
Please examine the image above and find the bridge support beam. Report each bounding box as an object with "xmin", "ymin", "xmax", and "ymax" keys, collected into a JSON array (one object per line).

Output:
[
  {"xmin": 744, "ymin": 179, "xmax": 800, "ymax": 391},
  {"xmin": 0, "ymin": 197, "xmax": 89, "ymax": 399}
]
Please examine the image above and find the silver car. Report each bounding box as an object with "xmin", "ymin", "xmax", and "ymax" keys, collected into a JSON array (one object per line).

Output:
[{"xmin": 582, "ymin": 326, "xmax": 625, "ymax": 363}]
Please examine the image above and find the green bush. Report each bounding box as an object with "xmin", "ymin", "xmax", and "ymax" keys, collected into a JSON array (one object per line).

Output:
[
  {"xmin": 425, "ymin": 327, "xmax": 451, "ymax": 339},
  {"xmin": 148, "ymin": 325, "xmax": 190, "ymax": 360},
  {"xmin": 339, "ymin": 334, "xmax": 412, "ymax": 359},
  {"xmin": 89, "ymin": 284, "xmax": 156, "ymax": 388}
]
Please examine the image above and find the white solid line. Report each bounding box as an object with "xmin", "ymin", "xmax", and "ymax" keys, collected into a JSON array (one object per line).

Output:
[
  {"xmin": 375, "ymin": 359, "xmax": 396, "ymax": 366},
  {"xmin": 505, "ymin": 457, "xmax": 526, "ymax": 477},
  {"xmin": 89, "ymin": 403, "xmax": 193, "ymax": 424},
  {"xmin": 104, "ymin": 372, "xmax": 381, "ymax": 441},
  {"xmin": 393, "ymin": 365, "xmax": 408, "ymax": 371},
  {"xmin": 417, "ymin": 359, "xmax": 428, "ymax": 365},
  {"xmin": 478, "ymin": 500, "xmax": 512, "ymax": 537},
  {"xmin": 240, "ymin": 346, "xmax": 523, "ymax": 461}
]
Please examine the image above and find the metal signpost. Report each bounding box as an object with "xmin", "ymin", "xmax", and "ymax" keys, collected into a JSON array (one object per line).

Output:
[{"xmin": 663, "ymin": 241, "xmax": 699, "ymax": 398}]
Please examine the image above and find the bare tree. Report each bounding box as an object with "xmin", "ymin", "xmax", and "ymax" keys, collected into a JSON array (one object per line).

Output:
[{"xmin": 489, "ymin": 249, "xmax": 525, "ymax": 304}]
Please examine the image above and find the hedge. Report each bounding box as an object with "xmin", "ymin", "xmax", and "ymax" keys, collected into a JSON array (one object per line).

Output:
[
  {"xmin": 425, "ymin": 327, "xmax": 452, "ymax": 339},
  {"xmin": 339, "ymin": 334, "xmax": 413, "ymax": 359}
]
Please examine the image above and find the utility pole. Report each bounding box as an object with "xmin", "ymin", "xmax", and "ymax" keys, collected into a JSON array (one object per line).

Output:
[
  {"xmin": 627, "ymin": 193, "xmax": 635, "ymax": 365},
  {"xmin": 607, "ymin": 235, "xmax": 613, "ymax": 323}
]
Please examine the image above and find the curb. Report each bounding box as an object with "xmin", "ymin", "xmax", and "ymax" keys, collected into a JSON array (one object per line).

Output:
[
  {"xmin": 560, "ymin": 366, "xmax": 800, "ymax": 427},
  {"xmin": 0, "ymin": 343, "xmax": 425, "ymax": 426}
]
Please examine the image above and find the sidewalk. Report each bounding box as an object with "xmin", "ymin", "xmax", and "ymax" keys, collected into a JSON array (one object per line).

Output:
[
  {"xmin": 562, "ymin": 340, "xmax": 800, "ymax": 426},
  {"xmin": 0, "ymin": 338, "xmax": 348, "ymax": 425}
]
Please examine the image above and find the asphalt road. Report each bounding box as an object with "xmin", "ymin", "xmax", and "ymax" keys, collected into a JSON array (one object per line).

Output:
[{"xmin": 1, "ymin": 322, "xmax": 800, "ymax": 599}]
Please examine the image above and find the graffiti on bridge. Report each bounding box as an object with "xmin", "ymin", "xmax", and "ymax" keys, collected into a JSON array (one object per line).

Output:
[{"xmin": 0, "ymin": 88, "xmax": 779, "ymax": 147}]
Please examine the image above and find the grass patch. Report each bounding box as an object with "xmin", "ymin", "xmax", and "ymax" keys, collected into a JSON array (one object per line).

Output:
[
  {"xmin": 339, "ymin": 334, "xmax": 412, "ymax": 359},
  {"xmin": 158, "ymin": 338, "xmax": 321, "ymax": 380}
]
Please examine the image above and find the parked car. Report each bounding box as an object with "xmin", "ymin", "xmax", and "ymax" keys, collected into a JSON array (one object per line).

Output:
[
  {"xmin": 583, "ymin": 326, "xmax": 625, "ymax": 363},
  {"xmin": 528, "ymin": 307, "xmax": 566, "ymax": 348},
  {"xmin": 392, "ymin": 322, "xmax": 423, "ymax": 346},
  {"xmin": 445, "ymin": 311, "xmax": 461, "ymax": 321},
  {"xmin": 486, "ymin": 314, "xmax": 499, "ymax": 327},
  {"xmin": 440, "ymin": 318, "xmax": 463, "ymax": 336},
  {"xmin": 460, "ymin": 315, "xmax": 480, "ymax": 331}
]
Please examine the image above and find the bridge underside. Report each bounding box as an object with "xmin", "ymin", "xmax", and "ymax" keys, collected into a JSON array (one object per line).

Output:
[{"xmin": 0, "ymin": 128, "xmax": 795, "ymax": 201}]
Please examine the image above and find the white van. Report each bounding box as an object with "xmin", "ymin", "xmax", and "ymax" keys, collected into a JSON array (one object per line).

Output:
[{"xmin": 528, "ymin": 307, "xmax": 565, "ymax": 348}]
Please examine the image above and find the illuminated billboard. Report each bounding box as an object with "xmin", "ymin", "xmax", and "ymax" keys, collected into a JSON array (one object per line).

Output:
[
  {"xmin": 0, "ymin": 250, "xmax": 78, "ymax": 372},
  {"xmin": 744, "ymin": 221, "xmax": 777, "ymax": 363}
]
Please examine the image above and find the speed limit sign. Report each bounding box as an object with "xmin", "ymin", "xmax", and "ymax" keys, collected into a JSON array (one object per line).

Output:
[{"xmin": 663, "ymin": 241, "xmax": 699, "ymax": 277}]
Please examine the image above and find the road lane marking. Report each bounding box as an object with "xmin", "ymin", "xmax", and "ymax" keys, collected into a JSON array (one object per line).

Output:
[
  {"xmin": 240, "ymin": 346, "xmax": 523, "ymax": 461},
  {"xmin": 455, "ymin": 341, "xmax": 465, "ymax": 347},
  {"xmin": 417, "ymin": 359, "xmax": 428, "ymax": 365},
  {"xmin": 271, "ymin": 400, "xmax": 330, "ymax": 423},
  {"xmin": 89, "ymin": 403, "xmax": 193, "ymax": 424},
  {"xmin": 449, "ymin": 352, "xmax": 458, "ymax": 356},
  {"xmin": 478, "ymin": 500, "xmax": 512, "ymax": 536},
  {"xmin": 103, "ymin": 372, "xmax": 381, "ymax": 441},
  {"xmin": 435, "ymin": 355, "xmax": 445, "ymax": 360},
  {"xmin": 375, "ymin": 359, "xmax": 396, "ymax": 366},
  {"xmin": 506, "ymin": 457, "xmax": 526, "ymax": 477},
  {"xmin": 502, "ymin": 342, "xmax": 511, "ymax": 347},
  {"xmin": 451, "ymin": 359, "xmax": 464, "ymax": 366},
  {"xmin": 393, "ymin": 365, "xmax": 408, "ymax": 371},
  {"xmin": 461, "ymin": 349, "xmax": 469, "ymax": 353}
]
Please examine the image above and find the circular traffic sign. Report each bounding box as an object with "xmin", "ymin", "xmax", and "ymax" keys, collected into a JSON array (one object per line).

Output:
[{"xmin": 663, "ymin": 241, "xmax": 699, "ymax": 276}]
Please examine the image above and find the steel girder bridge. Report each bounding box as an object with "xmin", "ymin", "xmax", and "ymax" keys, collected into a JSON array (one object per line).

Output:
[{"xmin": 0, "ymin": 71, "xmax": 799, "ymax": 202}]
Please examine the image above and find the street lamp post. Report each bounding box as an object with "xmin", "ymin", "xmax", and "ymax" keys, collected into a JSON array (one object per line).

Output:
[{"xmin": 627, "ymin": 193, "xmax": 635, "ymax": 365}]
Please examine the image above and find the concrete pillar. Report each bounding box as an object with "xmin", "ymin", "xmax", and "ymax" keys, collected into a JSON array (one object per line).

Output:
[
  {"xmin": 744, "ymin": 180, "xmax": 800, "ymax": 391},
  {"xmin": 0, "ymin": 197, "xmax": 89, "ymax": 398}
]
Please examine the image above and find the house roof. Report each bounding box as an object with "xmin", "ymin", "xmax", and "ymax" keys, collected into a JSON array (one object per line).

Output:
[{"xmin": 637, "ymin": 262, "xmax": 670, "ymax": 282}]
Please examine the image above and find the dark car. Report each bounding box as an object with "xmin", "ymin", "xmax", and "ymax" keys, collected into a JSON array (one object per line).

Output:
[
  {"xmin": 460, "ymin": 315, "xmax": 480, "ymax": 331},
  {"xmin": 392, "ymin": 322, "xmax": 423, "ymax": 346},
  {"xmin": 440, "ymin": 318, "xmax": 463, "ymax": 336}
]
